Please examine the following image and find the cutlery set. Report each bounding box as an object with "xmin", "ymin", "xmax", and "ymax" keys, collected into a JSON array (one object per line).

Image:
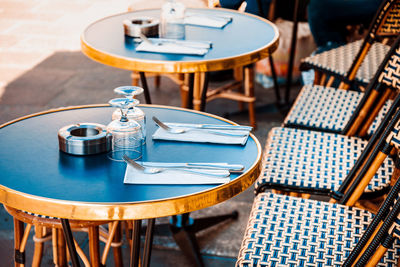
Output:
[
  {"xmin": 124, "ymin": 116, "xmax": 250, "ymax": 183},
  {"xmin": 152, "ymin": 116, "xmax": 249, "ymax": 137}
]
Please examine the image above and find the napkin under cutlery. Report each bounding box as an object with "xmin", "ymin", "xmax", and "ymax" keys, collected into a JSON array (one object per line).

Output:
[
  {"xmin": 152, "ymin": 122, "xmax": 250, "ymax": 145},
  {"xmin": 124, "ymin": 164, "xmax": 231, "ymax": 184},
  {"xmin": 184, "ymin": 12, "xmax": 232, "ymax": 28},
  {"xmin": 136, "ymin": 40, "xmax": 210, "ymax": 56}
]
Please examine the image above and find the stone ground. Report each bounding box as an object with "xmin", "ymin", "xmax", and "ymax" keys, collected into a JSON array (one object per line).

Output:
[{"xmin": 0, "ymin": 0, "xmax": 301, "ymax": 266}]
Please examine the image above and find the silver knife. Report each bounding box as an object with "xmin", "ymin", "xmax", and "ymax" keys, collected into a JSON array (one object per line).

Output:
[
  {"xmin": 142, "ymin": 162, "xmax": 244, "ymax": 172},
  {"xmin": 166, "ymin": 123, "xmax": 252, "ymax": 131}
]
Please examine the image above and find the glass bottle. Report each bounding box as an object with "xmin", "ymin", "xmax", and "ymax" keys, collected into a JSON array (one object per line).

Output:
[{"xmin": 159, "ymin": 0, "xmax": 186, "ymax": 39}]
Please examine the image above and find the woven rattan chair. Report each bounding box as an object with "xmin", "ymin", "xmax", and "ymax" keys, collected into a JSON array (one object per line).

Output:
[
  {"xmin": 256, "ymin": 36, "xmax": 400, "ymax": 206},
  {"xmin": 5, "ymin": 206, "xmax": 122, "ymax": 267},
  {"xmin": 256, "ymin": 86, "xmax": 400, "ymax": 208},
  {"xmin": 300, "ymin": 0, "xmax": 400, "ymax": 90},
  {"xmin": 237, "ymin": 123, "xmax": 400, "ymax": 266},
  {"xmin": 284, "ymin": 33, "xmax": 400, "ymax": 138}
]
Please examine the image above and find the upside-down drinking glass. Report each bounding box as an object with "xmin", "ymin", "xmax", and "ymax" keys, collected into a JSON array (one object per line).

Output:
[
  {"xmin": 112, "ymin": 86, "xmax": 146, "ymax": 143},
  {"xmin": 107, "ymin": 98, "xmax": 143, "ymax": 161}
]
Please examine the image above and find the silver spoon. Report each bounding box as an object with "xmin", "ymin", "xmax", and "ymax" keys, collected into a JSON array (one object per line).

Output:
[
  {"xmin": 152, "ymin": 116, "xmax": 247, "ymax": 137},
  {"xmin": 123, "ymin": 155, "xmax": 229, "ymax": 177}
]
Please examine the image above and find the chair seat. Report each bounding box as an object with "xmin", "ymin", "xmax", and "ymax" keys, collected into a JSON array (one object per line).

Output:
[
  {"xmin": 284, "ymin": 85, "xmax": 392, "ymax": 134},
  {"xmin": 236, "ymin": 192, "xmax": 400, "ymax": 267},
  {"xmin": 301, "ymin": 40, "xmax": 391, "ymax": 85},
  {"xmin": 255, "ymin": 127, "xmax": 393, "ymax": 194}
]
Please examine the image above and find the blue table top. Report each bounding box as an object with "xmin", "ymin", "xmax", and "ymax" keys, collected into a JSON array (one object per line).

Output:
[
  {"xmin": 81, "ymin": 8, "xmax": 279, "ymax": 73},
  {"xmin": 0, "ymin": 105, "xmax": 261, "ymax": 220}
]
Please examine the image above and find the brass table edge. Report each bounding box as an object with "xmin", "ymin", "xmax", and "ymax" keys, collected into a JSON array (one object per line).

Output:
[{"xmin": 0, "ymin": 104, "xmax": 262, "ymax": 221}]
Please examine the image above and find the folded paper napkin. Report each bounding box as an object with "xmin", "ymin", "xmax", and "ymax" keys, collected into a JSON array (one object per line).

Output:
[
  {"xmin": 184, "ymin": 12, "xmax": 232, "ymax": 28},
  {"xmin": 152, "ymin": 123, "xmax": 250, "ymax": 145},
  {"xmin": 148, "ymin": 38, "xmax": 212, "ymax": 49},
  {"xmin": 136, "ymin": 41, "xmax": 208, "ymax": 56},
  {"xmin": 124, "ymin": 164, "xmax": 231, "ymax": 184}
]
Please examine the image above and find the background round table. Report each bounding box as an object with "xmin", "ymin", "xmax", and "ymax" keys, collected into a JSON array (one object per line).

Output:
[
  {"xmin": 0, "ymin": 105, "xmax": 261, "ymax": 221},
  {"xmin": 81, "ymin": 8, "xmax": 279, "ymax": 124},
  {"xmin": 81, "ymin": 8, "xmax": 279, "ymax": 74}
]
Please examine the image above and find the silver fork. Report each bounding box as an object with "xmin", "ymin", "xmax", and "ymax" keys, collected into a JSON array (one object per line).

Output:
[
  {"xmin": 152, "ymin": 116, "xmax": 247, "ymax": 137},
  {"xmin": 123, "ymin": 155, "xmax": 229, "ymax": 177}
]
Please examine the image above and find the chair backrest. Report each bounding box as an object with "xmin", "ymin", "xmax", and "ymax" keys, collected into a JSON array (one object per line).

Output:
[
  {"xmin": 342, "ymin": 123, "xmax": 400, "ymax": 266},
  {"xmin": 332, "ymin": 35, "xmax": 400, "ymax": 202},
  {"xmin": 372, "ymin": 0, "xmax": 400, "ymax": 38},
  {"xmin": 342, "ymin": 0, "xmax": 400, "ymax": 88},
  {"xmin": 343, "ymin": 34, "xmax": 400, "ymax": 137}
]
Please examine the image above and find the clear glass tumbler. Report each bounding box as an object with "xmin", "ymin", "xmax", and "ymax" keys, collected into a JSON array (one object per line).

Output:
[
  {"xmin": 159, "ymin": 0, "xmax": 186, "ymax": 39},
  {"xmin": 107, "ymin": 98, "xmax": 143, "ymax": 161},
  {"xmin": 112, "ymin": 86, "xmax": 146, "ymax": 144}
]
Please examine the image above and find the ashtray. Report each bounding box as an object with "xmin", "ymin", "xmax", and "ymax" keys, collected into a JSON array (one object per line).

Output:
[
  {"xmin": 58, "ymin": 123, "xmax": 111, "ymax": 156},
  {"xmin": 123, "ymin": 17, "xmax": 159, "ymax": 40}
]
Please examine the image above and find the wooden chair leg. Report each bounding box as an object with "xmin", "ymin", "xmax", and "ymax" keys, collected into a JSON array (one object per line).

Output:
[
  {"xmin": 88, "ymin": 226, "xmax": 101, "ymax": 267},
  {"xmin": 13, "ymin": 218, "xmax": 24, "ymax": 267},
  {"xmin": 313, "ymin": 70, "xmax": 322, "ymax": 85},
  {"xmin": 325, "ymin": 76, "xmax": 335, "ymax": 87},
  {"xmin": 112, "ymin": 223, "xmax": 123, "ymax": 267},
  {"xmin": 244, "ymin": 65, "xmax": 256, "ymax": 129},
  {"xmin": 234, "ymin": 67, "xmax": 245, "ymax": 111},
  {"xmin": 319, "ymin": 73, "xmax": 327, "ymax": 86},
  {"xmin": 32, "ymin": 226, "xmax": 45, "ymax": 267},
  {"xmin": 14, "ymin": 219, "xmax": 31, "ymax": 267},
  {"xmin": 56, "ymin": 228, "xmax": 67, "ymax": 267}
]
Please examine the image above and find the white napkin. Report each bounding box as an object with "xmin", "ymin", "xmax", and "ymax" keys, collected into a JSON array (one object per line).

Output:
[
  {"xmin": 184, "ymin": 13, "xmax": 232, "ymax": 28},
  {"xmin": 152, "ymin": 125, "xmax": 250, "ymax": 145},
  {"xmin": 136, "ymin": 41, "xmax": 208, "ymax": 56},
  {"xmin": 124, "ymin": 165, "xmax": 230, "ymax": 184},
  {"xmin": 148, "ymin": 38, "xmax": 212, "ymax": 49}
]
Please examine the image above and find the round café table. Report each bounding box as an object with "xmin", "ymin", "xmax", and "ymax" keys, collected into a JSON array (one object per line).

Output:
[
  {"xmin": 0, "ymin": 105, "xmax": 261, "ymax": 267},
  {"xmin": 81, "ymin": 8, "xmax": 279, "ymax": 127}
]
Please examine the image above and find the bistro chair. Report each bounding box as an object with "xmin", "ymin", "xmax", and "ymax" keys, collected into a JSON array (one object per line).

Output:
[
  {"xmin": 237, "ymin": 122, "xmax": 400, "ymax": 265},
  {"xmin": 284, "ymin": 32, "xmax": 400, "ymax": 138},
  {"xmin": 255, "ymin": 36, "xmax": 400, "ymax": 204},
  {"xmin": 5, "ymin": 206, "xmax": 123, "ymax": 267},
  {"xmin": 300, "ymin": 0, "xmax": 400, "ymax": 90}
]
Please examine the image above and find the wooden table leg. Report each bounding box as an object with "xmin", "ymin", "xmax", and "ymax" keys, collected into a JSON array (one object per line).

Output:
[
  {"xmin": 244, "ymin": 65, "xmax": 256, "ymax": 128},
  {"xmin": 88, "ymin": 226, "xmax": 100, "ymax": 267},
  {"xmin": 193, "ymin": 73, "xmax": 203, "ymax": 111}
]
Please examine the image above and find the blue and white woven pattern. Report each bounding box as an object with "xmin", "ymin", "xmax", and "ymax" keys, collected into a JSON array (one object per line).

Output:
[
  {"xmin": 284, "ymin": 85, "xmax": 391, "ymax": 134},
  {"xmin": 379, "ymin": 46, "xmax": 400, "ymax": 90},
  {"xmin": 386, "ymin": 120, "xmax": 400, "ymax": 147},
  {"xmin": 284, "ymin": 85, "xmax": 361, "ymax": 132},
  {"xmin": 255, "ymin": 127, "xmax": 393, "ymax": 193},
  {"xmin": 236, "ymin": 192, "xmax": 400, "ymax": 267},
  {"xmin": 301, "ymin": 40, "xmax": 390, "ymax": 85}
]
